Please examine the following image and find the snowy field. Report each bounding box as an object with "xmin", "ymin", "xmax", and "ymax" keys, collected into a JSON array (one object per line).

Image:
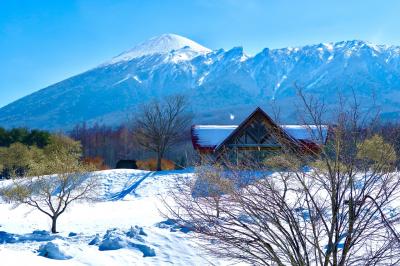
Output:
[{"xmin": 0, "ymin": 169, "xmax": 231, "ymax": 266}]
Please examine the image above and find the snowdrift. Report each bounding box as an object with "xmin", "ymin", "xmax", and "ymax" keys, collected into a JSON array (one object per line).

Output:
[{"xmin": 0, "ymin": 169, "xmax": 228, "ymax": 266}]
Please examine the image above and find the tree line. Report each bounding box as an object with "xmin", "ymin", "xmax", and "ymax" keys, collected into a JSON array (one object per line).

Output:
[
  {"xmin": 0, "ymin": 128, "xmax": 51, "ymax": 178},
  {"xmin": 69, "ymin": 95, "xmax": 194, "ymax": 170},
  {"xmin": 0, "ymin": 127, "xmax": 51, "ymax": 148}
]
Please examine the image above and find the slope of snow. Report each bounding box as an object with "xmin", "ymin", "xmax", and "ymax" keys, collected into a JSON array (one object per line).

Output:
[
  {"xmin": 105, "ymin": 34, "xmax": 211, "ymax": 65},
  {"xmin": 0, "ymin": 169, "xmax": 235, "ymax": 266}
]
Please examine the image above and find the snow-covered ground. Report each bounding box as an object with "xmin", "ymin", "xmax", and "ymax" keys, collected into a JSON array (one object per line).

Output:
[{"xmin": 0, "ymin": 169, "xmax": 228, "ymax": 266}]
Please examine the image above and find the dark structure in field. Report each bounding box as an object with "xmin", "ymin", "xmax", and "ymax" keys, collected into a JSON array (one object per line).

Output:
[
  {"xmin": 191, "ymin": 107, "xmax": 329, "ymax": 162},
  {"xmin": 116, "ymin": 160, "xmax": 138, "ymax": 169}
]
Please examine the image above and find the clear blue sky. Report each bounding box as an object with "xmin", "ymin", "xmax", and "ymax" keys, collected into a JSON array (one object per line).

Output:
[{"xmin": 1, "ymin": 0, "xmax": 399, "ymax": 107}]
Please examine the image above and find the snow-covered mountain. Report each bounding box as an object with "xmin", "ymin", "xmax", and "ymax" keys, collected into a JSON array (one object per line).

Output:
[
  {"xmin": 104, "ymin": 34, "xmax": 211, "ymax": 65},
  {"xmin": 1, "ymin": 34, "xmax": 400, "ymax": 130}
]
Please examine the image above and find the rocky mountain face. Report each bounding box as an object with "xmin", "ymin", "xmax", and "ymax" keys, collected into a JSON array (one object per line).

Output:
[{"xmin": 1, "ymin": 34, "xmax": 400, "ymax": 130}]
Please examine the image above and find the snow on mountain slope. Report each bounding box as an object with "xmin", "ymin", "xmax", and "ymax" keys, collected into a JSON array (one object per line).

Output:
[
  {"xmin": 105, "ymin": 33, "xmax": 211, "ymax": 65},
  {"xmin": 2, "ymin": 35, "xmax": 400, "ymax": 130},
  {"xmin": 0, "ymin": 169, "xmax": 236, "ymax": 266}
]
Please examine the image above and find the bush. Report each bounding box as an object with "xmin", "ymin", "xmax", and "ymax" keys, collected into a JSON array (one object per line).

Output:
[
  {"xmin": 264, "ymin": 154, "xmax": 301, "ymax": 171},
  {"xmin": 357, "ymin": 134, "xmax": 396, "ymax": 171},
  {"xmin": 83, "ymin": 156, "xmax": 109, "ymax": 170},
  {"xmin": 137, "ymin": 158, "xmax": 175, "ymax": 171},
  {"xmin": 0, "ymin": 143, "xmax": 44, "ymax": 178}
]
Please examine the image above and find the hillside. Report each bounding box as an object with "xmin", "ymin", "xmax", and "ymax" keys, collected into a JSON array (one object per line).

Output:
[
  {"xmin": 1, "ymin": 34, "xmax": 400, "ymax": 129},
  {"xmin": 0, "ymin": 169, "xmax": 232, "ymax": 266}
]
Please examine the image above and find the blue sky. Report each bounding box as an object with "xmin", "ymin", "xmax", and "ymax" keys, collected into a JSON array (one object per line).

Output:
[{"xmin": 1, "ymin": 0, "xmax": 400, "ymax": 107}]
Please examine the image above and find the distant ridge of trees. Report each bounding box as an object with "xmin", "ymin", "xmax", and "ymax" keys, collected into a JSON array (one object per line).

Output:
[
  {"xmin": 69, "ymin": 123, "xmax": 136, "ymax": 168},
  {"xmin": 1, "ymin": 118, "xmax": 400, "ymax": 171},
  {"xmin": 69, "ymin": 122, "xmax": 194, "ymax": 170},
  {"xmin": 0, "ymin": 127, "xmax": 51, "ymax": 148}
]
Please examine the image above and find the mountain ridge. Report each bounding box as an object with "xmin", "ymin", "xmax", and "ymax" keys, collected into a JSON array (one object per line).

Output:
[{"xmin": 1, "ymin": 34, "xmax": 400, "ymax": 130}]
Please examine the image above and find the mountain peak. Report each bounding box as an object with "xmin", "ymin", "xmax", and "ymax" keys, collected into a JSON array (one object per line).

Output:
[{"xmin": 105, "ymin": 33, "xmax": 211, "ymax": 65}]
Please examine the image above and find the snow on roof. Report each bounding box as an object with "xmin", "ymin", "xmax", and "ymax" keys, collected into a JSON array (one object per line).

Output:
[
  {"xmin": 281, "ymin": 125, "xmax": 329, "ymax": 145},
  {"xmin": 192, "ymin": 124, "xmax": 329, "ymax": 149},
  {"xmin": 192, "ymin": 125, "xmax": 237, "ymax": 148}
]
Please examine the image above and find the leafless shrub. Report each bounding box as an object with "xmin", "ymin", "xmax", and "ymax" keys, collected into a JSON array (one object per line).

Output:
[{"xmin": 134, "ymin": 95, "xmax": 192, "ymax": 171}]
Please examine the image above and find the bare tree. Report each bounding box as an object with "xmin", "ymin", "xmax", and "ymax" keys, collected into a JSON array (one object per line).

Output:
[
  {"xmin": 1, "ymin": 135, "xmax": 99, "ymax": 233},
  {"xmin": 164, "ymin": 92, "xmax": 400, "ymax": 265},
  {"xmin": 134, "ymin": 95, "xmax": 192, "ymax": 171}
]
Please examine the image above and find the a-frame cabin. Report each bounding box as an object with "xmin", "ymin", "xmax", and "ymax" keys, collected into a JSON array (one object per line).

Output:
[{"xmin": 191, "ymin": 107, "xmax": 329, "ymax": 163}]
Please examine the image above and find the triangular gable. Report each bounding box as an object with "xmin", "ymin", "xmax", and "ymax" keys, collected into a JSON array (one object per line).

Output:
[{"xmin": 214, "ymin": 107, "xmax": 299, "ymax": 153}]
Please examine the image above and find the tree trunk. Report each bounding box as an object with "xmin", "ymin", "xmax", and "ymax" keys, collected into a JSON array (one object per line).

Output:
[
  {"xmin": 51, "ymin": 216, "xmax": 58, "ymax": 234},
  {"xmin": 156, "ymin": 153, "xmax": 162, "ymax": 171},
  {"xmin": 216, "ymin": 199, "xmax": 220, "ymax": 218}
]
